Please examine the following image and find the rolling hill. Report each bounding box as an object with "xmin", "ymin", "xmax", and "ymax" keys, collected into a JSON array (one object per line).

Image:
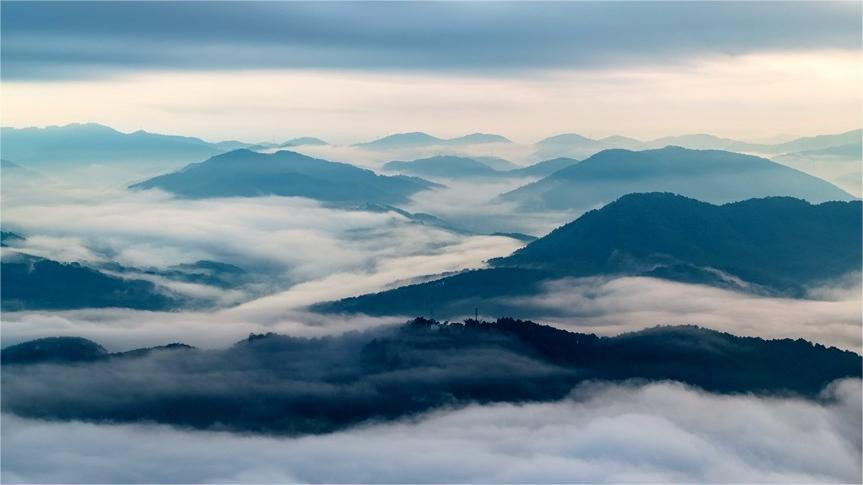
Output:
[
  {"xmin": 316, "ymin": 193, "xmax": 862, "ymax": 317},
  {"xmin": 3, "ymin": 318, "xmax": 858, "ymax": 434},
  {"xmin": 502, "ymin": 146, "xmax": 854, "ymax": 211},
  {"xmin": 130, "ymin": 149, "xmax": 440, "ymax": 204}
]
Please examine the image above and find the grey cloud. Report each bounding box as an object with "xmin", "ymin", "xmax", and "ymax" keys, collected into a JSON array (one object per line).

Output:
[
  {"xmin": 2, "ymin": 2, "xmax": 860, "ymax": 79},
  {"xmin": 2, "ymin": 379, "xmax": 860, "ymax": 483}
]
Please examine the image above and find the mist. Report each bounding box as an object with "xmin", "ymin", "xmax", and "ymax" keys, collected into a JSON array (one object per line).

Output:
[{"xmin": 3, "ymin": 379, "xmax": 859, "ymax": 483}]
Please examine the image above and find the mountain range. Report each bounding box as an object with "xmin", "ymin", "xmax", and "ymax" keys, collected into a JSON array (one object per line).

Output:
[
  {"xmin": 534, "ymin": 128, "xmax": 862, "ymax": 159},
  {"xmin": 356, "ymin": 132, "xmax": 512, "ymax": 149},
  {"xmin": 501, "ymin": 146, "xmax": 854, "ymax": 211},
  {"xmin": 130, "ymin": 149, "xmax": 441, "ymax": 204},
  {"xmin": 0, "ymin": 123, "xmax": 327, "ymax": 167},
  {"xmin": 1, "ymin": 251, "xmax": 181, "ymax": 311},
  {"xmin": 316, "ymin": 193, "xmax": 862, "ymax": 318},
  {"xmin": 3, "ymin": 318, "xmax": 858, "ymax": 435},
  {"xmin": 382, "ymin": 155, "xmax": 580, "ymax": 180}
]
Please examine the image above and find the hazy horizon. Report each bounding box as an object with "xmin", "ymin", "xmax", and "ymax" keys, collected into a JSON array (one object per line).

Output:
[
  {"xmin": 2, "ymin": 2, "xmax": 861, "ymax": 483},
  {"xmin": 2, "ymin": 2, "xmax": 860, "ymax": 143}
]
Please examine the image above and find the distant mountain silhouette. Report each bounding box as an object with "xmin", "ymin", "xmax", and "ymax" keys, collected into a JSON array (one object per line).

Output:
[
  {"xmin": 3, "ymin": 318, "xmax": 858, "ymax": 434},
  {"xmin": 317, "ymin": 193, "xmax": 862, "ymax": 317},
  {"xmin": 768, "ymin": 129, "xmax": 863, "ymax": 154},
  {"xmin": 472, "ymin": 156, "xmax": 521, "ymax": 171},
  {"xmin": 384, "ymin": 155, "xmax": 577, "ymax": 180},
  {"xmin": 279, "ymin": 136, "xmax": 327, "ymax": 147},
  {"xmin": 0, "ymin": 123, "xmax": 262, "ymax": 166},
  {"xmin": 446, "ymin": 133, "xmax": 512, "ymax": 145},
  {"xmin": 534, "ymin": 129, "xmax": 862, "ymax": 159},
  {"xmin": 1, "ymin": 252, "xmax": 180, "ymax": 311},
  {"xmin": 131, "ymin": 149, "xmax": 440, "ymax": 204},
  {"xmin": 100, "ymin": 259, "xmax": 250, "ymax": 290},
  {"xmin": 778, "ymin": 143, "xmax": 862, "ymax": 161},
  {"xmin": 357, "ymin": 132, "xmax": 511, "ymax": 149},
  {"xmin": 507, "ymin": 157, "xmax": 580, "ymax": 178},
  {"xmin": 502, "ymin": 146, "xmax": 854, "ymax": 211},
  {"xmin": 383, "ymin": 155, "xmax": 499, "ymax": 179},
  {"xmin": 1, "ymin": 159, "xmax": 44, "ymax": 182}
]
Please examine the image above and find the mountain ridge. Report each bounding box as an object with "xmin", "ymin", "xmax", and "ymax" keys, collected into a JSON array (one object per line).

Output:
[
  {"xmin": 3, "ymin": 318, "xmax": 858, "ymax": 434},
  {"xmin": 130, "ymin": 149, "xmax": 440, "ymax": 204}
]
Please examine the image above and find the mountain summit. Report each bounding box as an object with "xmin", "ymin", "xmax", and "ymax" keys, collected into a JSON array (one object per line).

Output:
[
  {"xmin": 502, "ymin": 146, "xmax": 854, "ymax": 211},
  {"xmin": 130, "ymin": 149, "xmax": 439, "ymax": 204}
]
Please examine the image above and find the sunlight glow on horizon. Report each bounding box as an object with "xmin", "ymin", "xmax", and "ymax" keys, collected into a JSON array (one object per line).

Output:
[{"xmin": 2, "ymin": 50, "xmax": 860, "ymax": 144}]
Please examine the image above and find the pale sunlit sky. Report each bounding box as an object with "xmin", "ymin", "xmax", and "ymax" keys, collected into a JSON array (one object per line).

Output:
[{"xmin": 1, "ymin": 2, "xmax": 860, "ymax": 144}]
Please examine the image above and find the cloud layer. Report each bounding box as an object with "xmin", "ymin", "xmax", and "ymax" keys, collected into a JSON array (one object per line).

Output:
[
  {"xmin": 3, "ymin": 379, "xmax": 859, "ymax": 483},
  {"xmin": 3, "ymin": 3, "xmax": 859, "ymax": 80}
]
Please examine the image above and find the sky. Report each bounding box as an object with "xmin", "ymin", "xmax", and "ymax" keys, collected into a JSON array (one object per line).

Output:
[{"xmin": 1, "ymin": 1, "xmax": 861, "ymax": 143}]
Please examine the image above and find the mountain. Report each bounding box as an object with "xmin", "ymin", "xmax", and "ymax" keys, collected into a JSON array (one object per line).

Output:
[
  {"xmin": 316, "ymin": 267, "xmax": 551, "ymax": 317},
  {"xmin": 316, "ymin": 194, "xmax": 862, "ymax": 317},
  {"xmin": 493, "ymin": 193, "xmax": 862, "ymax": 292},
  {"xmin": 769, "ymin": 129, "xmax": 863, "ymax": 154},
  {"xmin": 1, "ymin": 337, "xmax": 108, "ymax": 365},
  {"xmin": 1, "ymin": 159, "xmax": 46, "ymax": 189},
  {"xmin": 1, "ymin": 252, "xmax": 180, "ymax": 311},
  {"xmin": 533, "ymin": 129, "xmax": 862, "ymax": 159},
  {"xmin": 356, "ymin": 203, "xmax": 469, "ymax": 234},
  {"xmin": 502, "ymin": 146, "xmax": 854, "ymax": 211},
  {"xmin": 100, "ymin": 259, "xmax": 251, "ymax": 290},
  {"xmin": 507, "ymin": 157, "xmax": 580, "ymax": 178},
  {"xmin": 3, "ymin": 319, "xmax": 858, "ymax": 434},
  {"xmin": 280, "ymin": 137, "xmax": 327, "ymax": 147},
  {"xmin": 357, "ymin": 132, "xmax": 511, "ymax": 149},
  {"xmin": 356, "ymin": 132, "xmax": 445, "ymax": 149},
  {"xmin": 1, "ymin": 231, "xmax": 25, "ymax": 247},
  {"xmin": 778, "ymin": 143, "xmax": 863, "ymax": 161},
  {"xmin": 0, "ymin": 123, "xmax": 250, "ymax": 166},
  {"xmin": 446, "ymin": 133, "xmax": 512, "ymax": 145},
  {"xmin": 383, "ymin": 155, "xmax": 499, "ymax": 179},
  {"xmin": 644, "ymin": 134, "xmax": 756, "ymax": 151},
  {"xmin": 130, "ymin": 149, "xmax": 440, "ymax": 204},
  {"xmin": 490, "ymin": 232, "xmax": 538, "ymax": 243},
  {"xmin": 472, "ymin": 156, "xmax": 520, "ymax": 171}
]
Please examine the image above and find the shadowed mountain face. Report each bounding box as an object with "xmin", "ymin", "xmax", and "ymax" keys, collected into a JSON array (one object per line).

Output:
[
  {"xmin": 317, "ymin": 194, "xmax": 862, "ymax": 317},
  {"xmin": 3, "ymin": 318, "xmax": 859, "ymax": 435},
  {"xmin": 130, "ymin": 149, "xmax": 440, "ymax": 204},
  {"xmin": 1, "ymin": 252, "xmax": 181, "ymax": 311},
  {"xmin": 494, "ymin": 193, "xmax": 862, "ymax": 291},
  {"xmin": 503, "ymin": 146, "xmax": 854, "ymax": 211}
]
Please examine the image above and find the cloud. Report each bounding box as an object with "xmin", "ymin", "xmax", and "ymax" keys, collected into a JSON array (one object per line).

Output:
[
  {"xmin": 2, "ymin": 186, "xmax": 523, "ymax": 282},
  {"xmin": 2, "ymin": 379, "xmax": 859, "ymax": 483},
  {"xmin": 500, "ymin": 276, "xmax": 863, "ymax": 352},
  {"xmin": 2, "ymin": 3, "xmax": 860, "ymax": 80}
]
